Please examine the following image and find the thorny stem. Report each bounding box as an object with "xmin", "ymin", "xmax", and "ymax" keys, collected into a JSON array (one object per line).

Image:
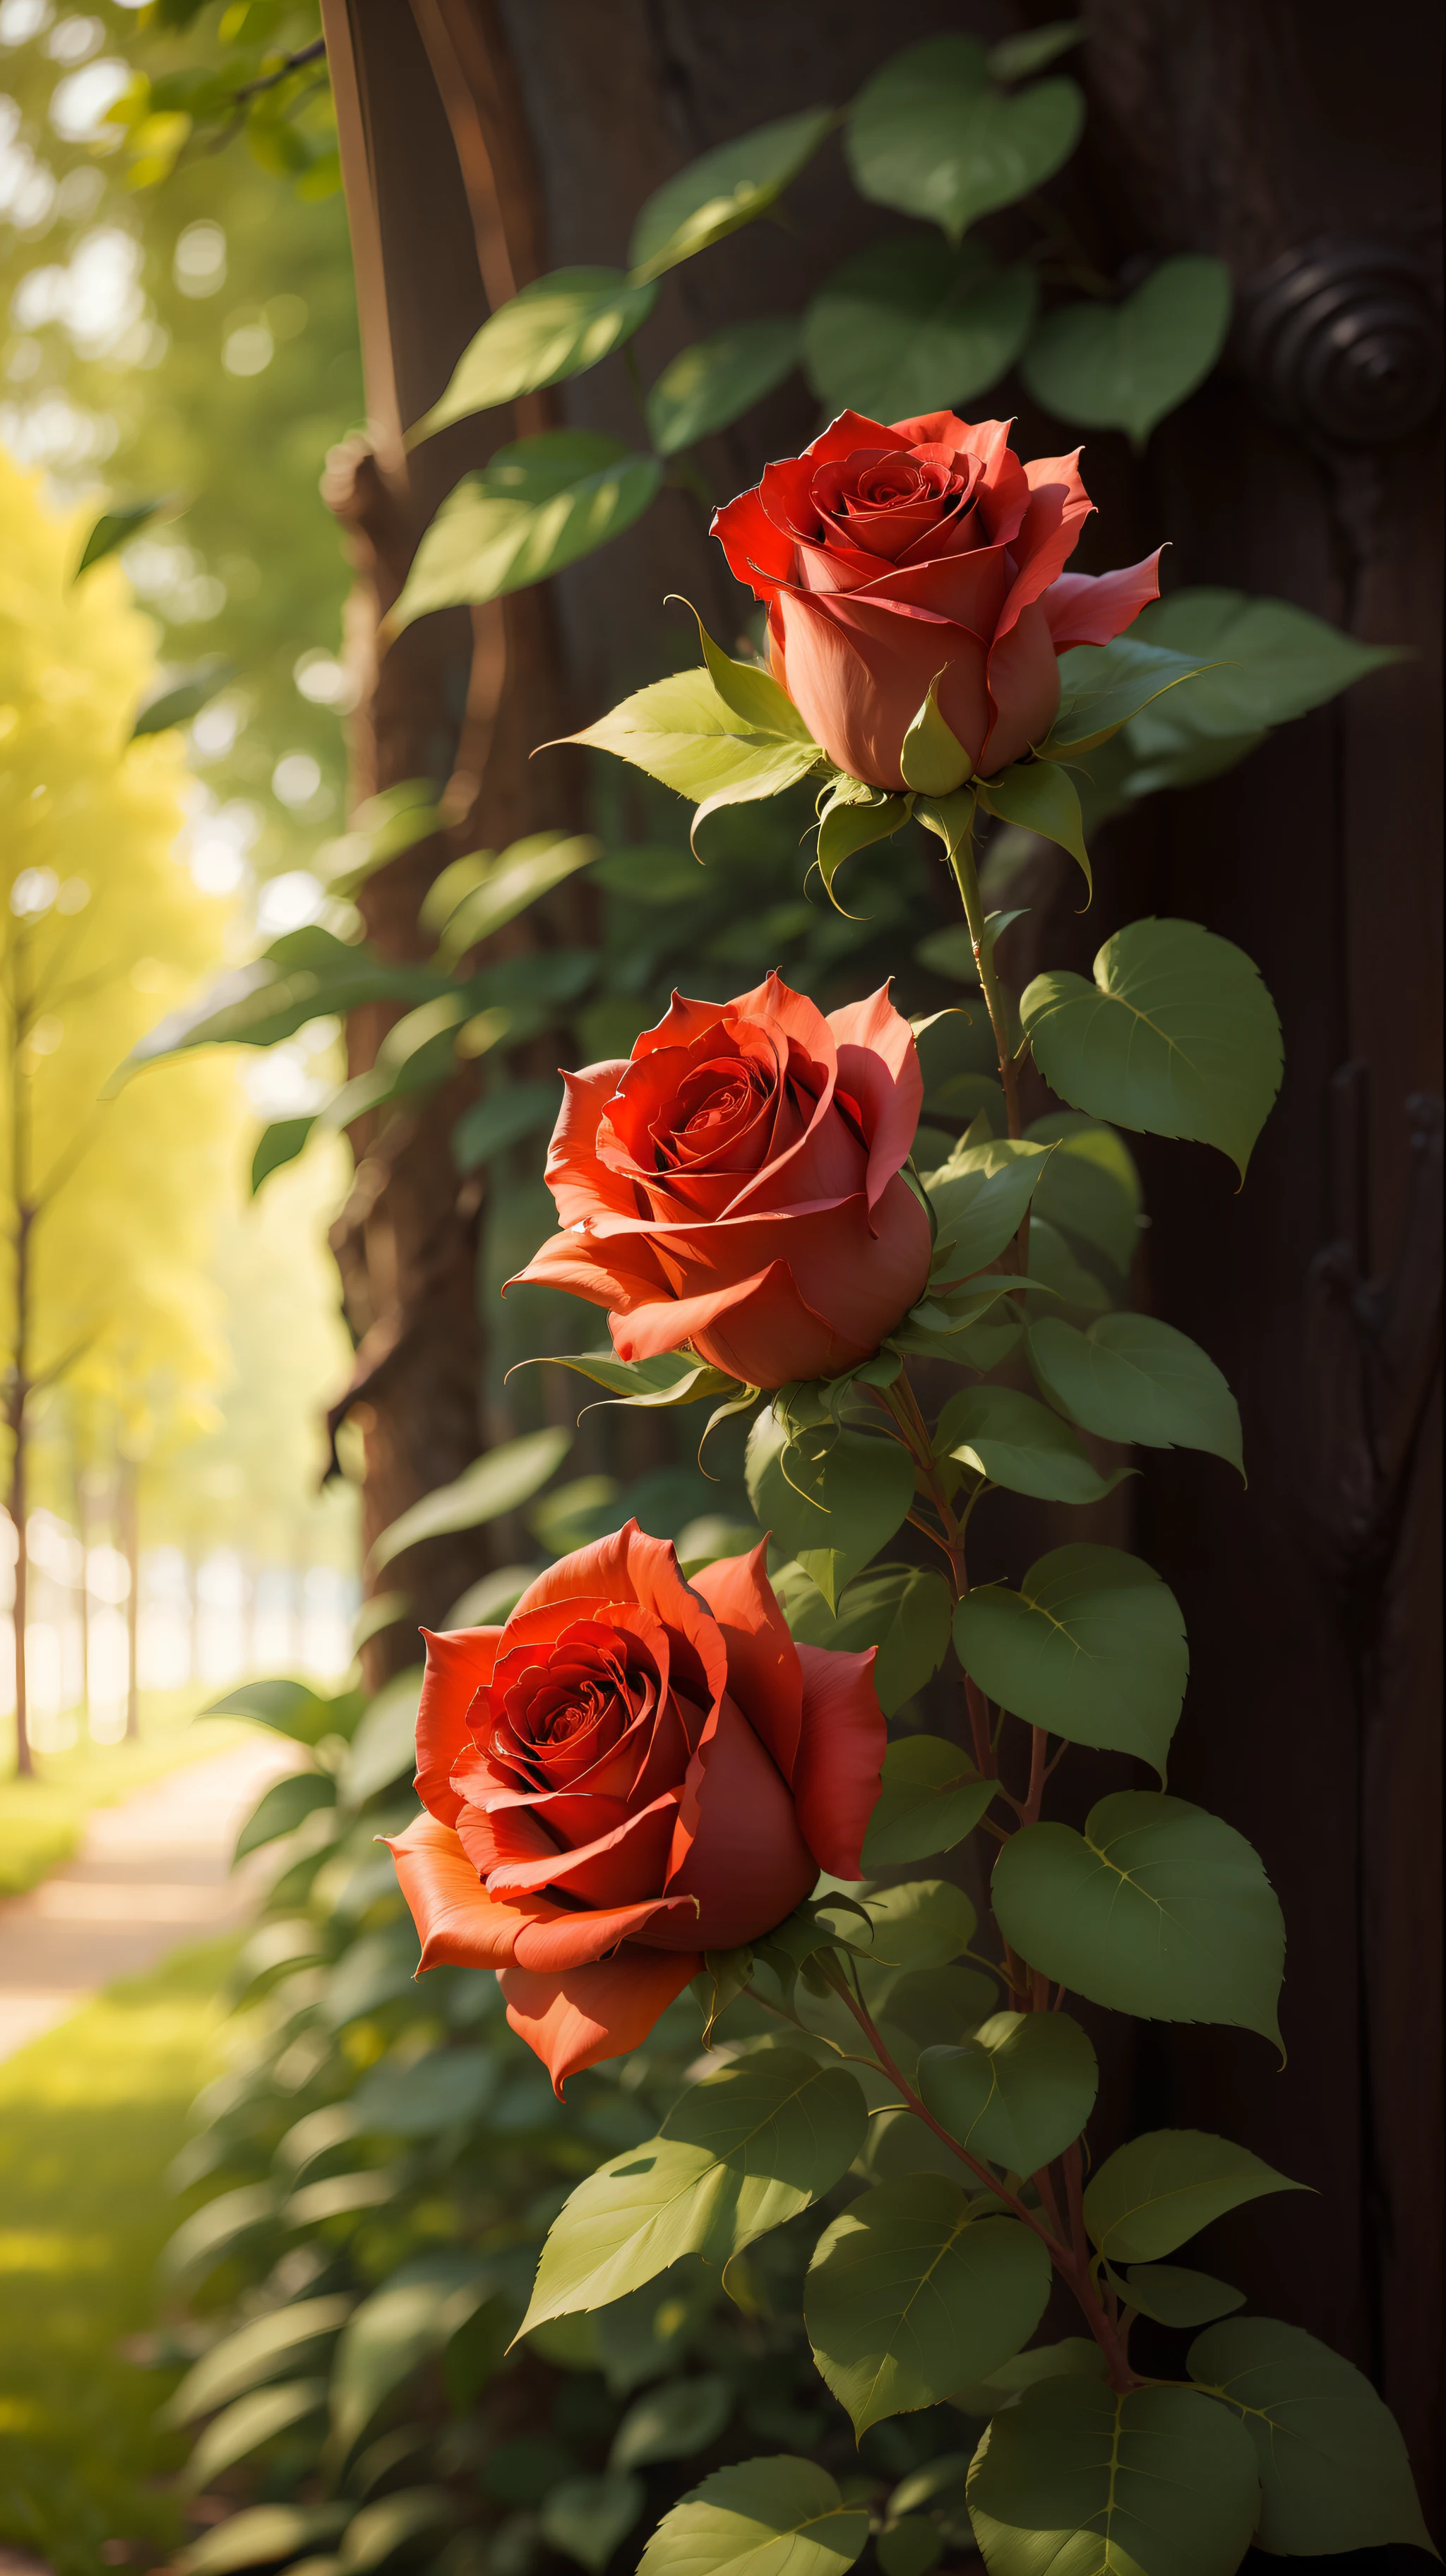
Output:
[
  {"xmin": 946, "ymin": 823, "xmax": 1023, "ymax": 1147},
  {"xmin": 825, "ymin": 1963, "xmax": 1137, "ymax": 2390}
]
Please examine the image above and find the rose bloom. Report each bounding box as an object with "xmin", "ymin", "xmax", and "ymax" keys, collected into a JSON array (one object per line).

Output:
[
  {"xmin": 712, "ymin": 407, "xmax": 1161, "ymax": 793},
  {"xmin": 387, "ymin": 1523, "xmax": 885, "ymax": 2089},
  {"xmin": 508, "ymin": 972, "xmax": 931, "ymax": 1390}
]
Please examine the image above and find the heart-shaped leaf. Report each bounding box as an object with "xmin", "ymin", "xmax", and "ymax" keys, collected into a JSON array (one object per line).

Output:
[
  {"xmin": 637, "ymin": 2458, "xmax": 869, "ymax": 2576},
  {"xmin": 745, "ymin": 1413, "xmax": 916, "ymax": 1612},
  {"xmin": 1082, "ymin": 2129, "xmax": 1305, "ymax": 2265},
  {"xmin": 967, "ymin": 2376, "xmax": 1261, "ymax": 2575},
  {"xmin": 935, "ymin": 1383, "xmax": 1128, "ymax": 1505},
  {"xmin": 919, "ymin": 2010, "xmax": 1098, "ymax": 2175},
  {"xmin": 1027, "ymin": 1312, "xmax": 1244, "ymax": 1474},
  {"xmin": 410, "ymin": 268, "xmax": 658, "ymax": 441},
  {"xmin": 1113, "ymin": 2262, "xmax": 1243, "ymax": 2329},
  {"xmin": 1021, "ymin": 256, "xmax": 1234, "ymax": 446},
  {"xmin": 388, "ymin": 433, "xmax": 662, "ymax": 629},
  {"xmin": 804, "ymin": 237, "xmax": 1038, "ymax": 422},
  {"xmin": 847, "ymin": 37, "xmax": 1084, "ymax": 242},
  {"xmin": 953, "ymin": 1544, "xmax": 1187, "ymax": 1771},
  {"xmin": 991, "ymin": 1793, "xmax": 1286, "ymax": 2044},
  {"xmin": 778, "ymin": 1562, "xmax": 952, "ymax": 1717},
  {"xmin": 863, "ymin": 1735, "xmax": 996, "ymax": 1868},
  {"xmin": 630, "ymin": 109, "xmax": 834, "ymax": 281},
  {"xmin": 1186, "ymin": 2317, "xmax": 1437, "ymax": 2555},
  {"xmin": 646, "ymin": 318, "xmax": 801, "ymax": 455},
  {"xmin": 1020, "ymin": 915, "xmax": 1284, "ymax": 1179}
]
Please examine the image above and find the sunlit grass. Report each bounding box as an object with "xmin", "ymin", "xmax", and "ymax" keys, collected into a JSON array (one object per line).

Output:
[
  {"xmin": 0, "ymin": 1688, "xmax": 258, "ymax": 1895},
  {"xmin": 0, "ymin": 1935, "xmax": 240, "ymax": 2575}
]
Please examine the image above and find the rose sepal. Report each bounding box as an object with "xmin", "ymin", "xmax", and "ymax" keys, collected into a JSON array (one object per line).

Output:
[
  {"xmin": 900, "ymin": 673, "xmax": 975, "ymax": 797},
  {"xmin": 514, "ymin": 1346, "xmax": 743, "ymax": 1411},
  {"xmin": 815, "ymin": 775, "xmax": 914, "ymax": 909},
  {"xmin": 976, "ymin": 758, "xmax": 1092, "ymax": 898}
]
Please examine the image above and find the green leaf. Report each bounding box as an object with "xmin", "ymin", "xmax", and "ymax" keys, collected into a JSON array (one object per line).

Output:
[
  {"xmin": 114, "ymin": 926, "xmax": 450, "ymax": 1082},
  {"xmin": 537, "ymin": 1349, "xmax": 740, "ymax": 1412},
  {"xmin": 1187, "ymin": 2315, "xmax": 1438, "ymax": 2555},
  {"xmin": 340, "ymin": 2490, "xmax": 459, "ymax": 2572},
  {"xmin": 542, "ymin": 2476, "xmax": 646, "ymax": 2575},
  {"xmin": 647, "ymin": 319, "xmax": 801, "ymax": 455},
  {"xmin": 806, "ymin": 2177, "xmax": 1052, "ymax": 2433},
  {"xmin": 520, "ymin": 2052, "xmax": 868, "ymax": 2329},
  {"xmin": 1024, "ymin": 1114, "xmax": 1142, "ymax": 1277},
  {"xmin": 369, "ymin": 1426, "xmax": 571, "ymax": 1573},
  {"xmin": 163, "ymin": 2296, "xmax": 354, "ymax": 2425},
  {"xmin": 1028, "ymin": 1313, "xmax": 1243, "ymax": 1474},
  {"xmin": 629, "ymin": 109, "xmax": 835, "ymax": 282},
  {"xmin": 161, "ymin": 2183, "xmax": 277, "ymax": 2288},
  {"xmin": 952, "ymin": 2336, "xmax": 1104, "ymax": 2419},
  {"xmin": 132, "ymin": 657, "xmax": 234, "ymax": 737},
  {"xmin": 935, "ymin": 1385, "xmax": 1128, "ymax": 1505},
  {"xmin": 330, "ymin": 2252, "xmax": 493, "ymax": 2452},
  {"xmin": 177, "ymin": 2505, "xmax": 349, "ymax": 2576},
  {"xmin": 924, "ymin": 1138, "xmax": 1052, "ymax": 1277},
  {"xmin": 876, "ymin": 2519, "xmax": 944, "ymax": 2576},
  {"xmin": 76, "ymin": 493, "xmax": 173, "ymax": 576},
  {"xmin": 1128, "ymin": 585, "xmax": 1408, "ymax": 751},
  {"xmin": 410, "ymin": 269, "xmax": 658, "ymax": 441},
  {"xmin": 745, "ymin": 1414, "xmax": 916, "ymax": 1612},
  {"xmin": 977, "ymin": 759, "xmax": 1090, "ymax": 895},
  {"xmin": 1021, "ymin": 256, "xmax": 1234, "ymax": 447},
  {"xmin": 847, "ymin": 37, "xmax": 1084, "ymax": 244},
  {"xmin": 918, "ymin": 2010, "xmax": 1098, "ymax": 2176},
  {"xmin": 177, "ymin": 2379, "xmax": 327, "ymax": 2493},
  {"xmin": 993, "ymin": 1791, "xmax": 1285, "ymax": 2043},
  {"xmin": 249, "ymin": 1116, "xmax": 314, "ymax": 1195},
  {"xmin": 856, "ymin": 1880, "xmax": 976, "ymax": 1973},
  {"xmin": 637, "ymin": 2457, "xmax": 869, "ymax": 2576},
  {"xmin": 1083, "ymin": 2128, "xmax": 1306, "ymax": 2267},
  {"xmin": 200, "ymin": 1675, "xmax": 357, "ymax": 1746},
  {"xmin": 777, "ymin": 1562, "xmax": 952, "ymax": 1718},
  {"xmin": 876, "ymin": 1964, "xmax": 1000, "ymax": 2063},
  {"xmin": 436, "ymin": 832, "xmax": 601, "ymax": 965},
  {"xmin": 988, "ymin": 23, "xmax": 1083, "ymax": 82},
  {"xmin": 351, "ymin": 2046, "xmax": 495, "ymax": 2138},
  {"xmin": 388, "ymin": 434, "xmax": 662, "ymax": 631},
  {"xmin": 232, "ymin": 1770, "xmax": 335, "ymax": 1862},
  {"xmin": 452, "ymin": 1079, "xmax": 559, "ymax": 1175},
  {"xmin": 1020, "ymin": 916, "xmax": 1284, "ymax": 1179},
  {"xmin": 815, "ymin": 777, "xmax": 913, "ymax": 904},
  {"xmin": 966, "ymin": 2376, "xmax": 1260, "ymax": 2576},
  {"xmin": 1114, "ymin": 2262, "xmax": 1243, "ymax": 2329},
  {"xmin": 568, "ymin": 663, "xmax": 820, "ymax": 833},
  {"xmin": 338, "ymin": 1667, "xmax": 424, "ymax": 1806},
  {"xmin": 327, "ymin": 779, "xmax": 444, "ymax": 898},
  {"xmin": 610, "ymin": 2375, "xmax": 734, "ymax": 2473},
  {"xmin": 1046, "ymin": 634, "xmax": 1217, "ymax": 757},
  {"xmin": 954, "ymin": 1544, "xmax": 1187, "ymax": 1771},
  {"xmin": 803, "ymin": 239, "xmax": 1038, "ymax": 424},
  {"xmin": 863, "ymin": 1737, "xmax": 996, "ymax": 1868}
]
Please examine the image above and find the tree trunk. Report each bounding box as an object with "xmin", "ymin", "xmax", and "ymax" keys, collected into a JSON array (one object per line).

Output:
[{"xmin": 321, "ymin": 0, "xmax": 1443, "ymax": 2515}]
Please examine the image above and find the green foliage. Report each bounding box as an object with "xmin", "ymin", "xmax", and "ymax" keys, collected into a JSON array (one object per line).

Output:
[
  {"xmin": 991, "ymin": 1794, "xmax": 1286, "ymax": 2044},
  {"xmin": 806, "ymin": 2178, "xmax": 1052, "ymax": 2432},
  {"xmin": 410, "ymin": 270, "xmax": 659, "ymax": 439},
  {"xmin": 368, "ymin": 1428, "xmax": 572, "ymax": 1573},
  {"xmin": 777, "ymin": 1563, "xmax": 954, "ymax": 1719},
  {"xmin": 803, "ymin": 239, "xmax": 1038, "ymax": 424},
  {"xmin": 388, "ymin": 434, "xmax": 663, "ymax": 627},
  {"xmin": 1186, "ymin": 2317, "xmax": 1439, "ymax": 2554},
  {"xmin": 935, "ymin": 1383, "xmax": 1128, "ymax": 1505},
  {"xmin": 845, "ymin": 37, "xmax": 1084, "ymax": 243},
  {"xmin": 638, "ymin": 2458, "xmax": 870, "ymax": 2576},
  {"xmin": 917, "ymin": 2011, "xmax": 1098, "ymax": 2175},
  {"xmin": 974, "ymin": 761, "xmax": 1092, "ymax": 895},
  {"xmin": 1082, "ymin": 2130, "xmax": 1305, "ymax": 2265},
  {"xmin": 329, "ymin": 2253, "xmax": 494, "ymax": 2452},
  {"xmin": 1027, "ymin": 1313, "xmax": 1243, "ymax": 1474},
  {"xmin": 232, "ymin": 1769, "xmax": 335, "ymax": 1860},
  {"xmin": 745, "ymin": 1413, "xmax": 916, "ymax": 1611},
  {"xmin": 628, "ymin": 111, "xmax": 836, "ymax": 281},
  {"xmin": 953, "ymin": 1546, "xmax": 1187, "ymax": 1770},
  {"xmin": 1115, "ymin": 2263, "xmax": 1243, "ymax": 2330},
  {"xmin": 966, "ymin": 2377, "xmax": 1261, "ymax": 2574},
  {"xmin": 861, "ymin": 1736, "xmax": 995, "ymax": 1867},
  {"xmin": 1021, "ymin": 917, "xmax": 1284, "ymax": 1179},
  {"xmin": 1021, "ymin": 256, "xmax": 1234, "ymax": 446},
  {"xmin": 1046, "ymin": 635, "xmax": 1218, "ymax": 757},
  {"xmin": 647, "ymin": 321, "xmax": 802, "ymax": 456}
]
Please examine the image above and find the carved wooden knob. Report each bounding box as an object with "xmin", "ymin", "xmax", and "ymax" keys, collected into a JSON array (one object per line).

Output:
[{"xmin": 1238, "ymin": 239, "xmax": 1442, "ymax": 448}]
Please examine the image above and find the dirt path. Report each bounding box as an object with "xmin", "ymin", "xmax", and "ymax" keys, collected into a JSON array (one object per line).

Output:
[{"xmin": 0, "ymin": 1734, "xmax": 299, "ymax": 2064}]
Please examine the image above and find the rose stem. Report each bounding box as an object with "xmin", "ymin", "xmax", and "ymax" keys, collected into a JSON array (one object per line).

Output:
[
  {"xmin": 823, "ymin": 1957, "xmax": 1136, "ymax": 2390},
  {"xmin": 945, "ymin": 816, "xmax": 1023, "ymax": 1145}
]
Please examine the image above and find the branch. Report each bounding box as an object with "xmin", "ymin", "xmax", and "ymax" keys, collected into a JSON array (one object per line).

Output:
[{"xmin": 231, "ymin": 39, "xmax": 326, "ymax": 105}]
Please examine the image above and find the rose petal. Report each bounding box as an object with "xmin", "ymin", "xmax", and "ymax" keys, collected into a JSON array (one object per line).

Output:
[
  {"xmin": 416, "ymin": 1627, "xmax": 502, "ymax": 1827},
  {"xmin": 506, "ymin": 1228, "xmax": 669, "ymax": 1313},
  {"xmin": 545, "ymin": 1061, "xmax": 635, "ymax": 1224},
  {"xmin": 386, "ymin": 1811, "xmax": 551, "ymax": 1969},
  {"xmin": 479, "ymin": 1787, "xmax": 681, "ymax": 1907},
  {"xmin": 1041, "ymin": 551, "xmax": 1164, "ymax": 649},
  {"xmin": 791, "ymin": 1640, "xmax": 887, "ymax": 1877},
  {"xmin": 510, "ymin": 1523, "xmax": 727, "ymax": 1718},
  {"xmin": 657, "ymin": 1692, "xmax": 816, "ymax": 1948},
  {"xmin": 510, "ymin": 1893, "xmax": 700, "ymax": 1974},
  {"xmin": 692, "ymin": 1540, "xmax": 803, "ymax": 1783},
  {"xmin": 498, "ymin": 1945, "xmax": 702, "ymax": 2094},
  {"xmin": 996, "ymin": 448, "xmax": 1093, "ymax": 638},
  {"xmin": 981, "ymin": 600, "xmax": 1065, "ymax": 774},
  {"xmin": 827, "ymin": 985, "xmax": 923, "ymax": 1213}
]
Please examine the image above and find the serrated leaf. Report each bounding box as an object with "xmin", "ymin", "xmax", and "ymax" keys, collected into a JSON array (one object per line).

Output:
[
  {"xmin": 368, "ymin": 1426, "xmax": 571, "ymax": 1573},
  {"xmin": 966, "ymin": 2375, "xmax": 1260, "ymax": 2576},
  {"xmin": 745, "ymin": 1412, "xmax": 915, "ymax": 1612},
  {"xmin": 630, "ymin": 109, "xmax": 834, "ymax": 281},
  {"xmin": 977, "ymin": 758, "xmax": 1090, "ymax": 895},
  {"xmin": 804, "ymin": 238, "xmax": 1038, "ymax": 423},
  {"xmin": 1082, "ymin": 2128, "xmax": 1305, "ymax": 2265},
  {"xmin": 919, "ymin": 2010, "xmax": 1098, "ymax": 2176},
  {"xmin": 1186, "ymin": 2315, "xmax": 1437, "ymax": 2555},
  {"xmin": 1020, "ymin": 916, "xmax": 1284, "ymax": 1179},
  {"xmin": 610, "ymin": 2374, "xmax": 734, "ymax": 2473},
  {"xmin": 954, "ymin": 1544, "xmax": 1186, "ymax": 1770},
  {"xmin": 1021, "ymin": 256, "xmax": 1234, "ymax": 447},
  {"xmin": 388, "ymin": 433, "xmax": 662, "ymax": 631},
  {"xmin": 806, "ymin": 2176, "xmax": 1052, "ymax": 2433},
  {"xmin": 568, "ymin": 662, "xmax": 820, "ymax": 831},
  {"xmin": 436, "ymin": 832, "xmax": 600, "ymax": 964},
  {"xmin": 330, "ymin": 2252, "xmax": 494, "ymax": 2450},
  {"xmin": 847, "ymin": 37, "xmax": 1084, "ymax": 244},
  {"xmin": 856, "ymin": 1879, "xmax": 976, "ymax": 1973},
  {"xmin": 410, "ymin": 268, "xmax": 657, "ymax": 441},
  {"xmin": 1024, "ymin": 1114, "xmax": 1142, "ymax": 1277},
  {"xmin": 777, "ymin": 1562, "xmax": 952, "ymax": 1718},
  {"xmin": 520, "ymin": 2052, "xmax": 868, "ymax": 2329},
  {"xmin": 1046, "ymin": 633, "xmax": 1217, "ymax": 757},
  {"xmin": 232, "ymin": 1770, "xmax": 335, "ymax": 1862},
  {"xmin": 863, "ymin": 1736, "xmax": 996, "ymax": 1868},
  {"xmin": 647, "ymin": 318, "xmax": 801, "ymax": 455},
  {"xmin": 1113, "ymin": 2262, "xmax": 1243, "ymax": 2329},
  {"xmin": 935, "ymin": 1384, "xmax": 1127, "ymax": 1505},
  {"xmin": 1028, "ymin": 1312, "xmax": 1243, "ymax": 1473},
  {"xmin": 991, "ymin": 1791, "xmax": 1285, "ymax": 2044},
  {"xmin": 924, "ymin": 1138, "xmax": 1052, "ymax": 1275},
  {"xmin": 637, "ymin": 2457, "xmax": 869, "ymax": 2576},
  {"xmin": 815, "ymin": 776, "xmax": 913, "ymax": 903},
  {"xmin": 534, "ymin": 1349, "xmax": 740, "ymax": 1413}
]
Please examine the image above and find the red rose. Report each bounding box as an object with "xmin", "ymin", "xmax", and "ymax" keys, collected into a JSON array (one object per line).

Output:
[
  {"xmin": 387, "ymin": 1523, "xmax": 885, "ymax": 2089},
  {"xmin": 508, "ymin": 971, "xmax": 931, "ymax": 1390},
  {"xmin": 712, "ymin": 408, "xmax": 1161, "ymax": 792}
]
